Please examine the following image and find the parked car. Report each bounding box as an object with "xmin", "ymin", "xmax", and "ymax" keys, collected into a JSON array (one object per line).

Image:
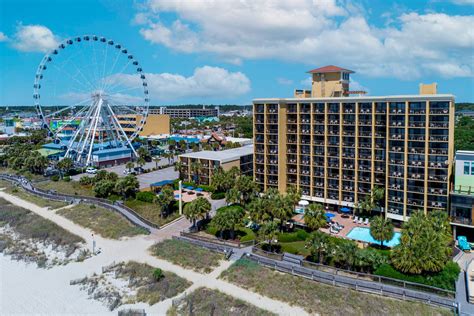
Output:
[
  {"xmin": 134, "ymin": 167, "xmax": 144, "ymax": 174},
  {"xmin": 123, "ymin": 169, "xmax": 136, "ymax": 175},
  {"xmin": 86, "ymin": 167, "xmax": 97, "ymax": 174}
]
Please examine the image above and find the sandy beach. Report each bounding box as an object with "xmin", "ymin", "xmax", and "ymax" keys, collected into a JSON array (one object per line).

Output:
[{"xmin": 1, "ymin": 254, "xmax": 114, "ymax": 315}]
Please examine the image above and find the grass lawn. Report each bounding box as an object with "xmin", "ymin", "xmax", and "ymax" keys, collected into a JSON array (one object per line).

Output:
[
  {"xmin": 57, "ymin": 204, "xmax": 148, "ymax": 239},
  {"xmin": 205, "ymin": 224, "xmax": 256, "ymax": 243},
  {"xmin": 125, "ymin": 199, "xmax": 181, "ymax": 226},
  {"xmin": 150, "ymin": 239, "xmax": 224, "ymax": 273},
  {"xmin": 167, "ymin": 287, "xmax": 275, "ymax": 316},
  {"xmin": 280, "ymin": 241, "xmax": 310, "ymax": 256},
  {"xmin": 35, "ymin": 180, "xmax": 94, "ymax": 197},
  {"xmin": 220, "ymin": 259, "xmax": 452, "ymax": 316},
  {"xmin": 4, "ymin": 186, "xmax": 68, "ymax": 209}
]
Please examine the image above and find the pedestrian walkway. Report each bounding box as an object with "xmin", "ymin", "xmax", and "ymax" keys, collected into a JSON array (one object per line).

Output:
[{"xmin": 0, "ymin": 190, "xmax": 307, "ymax": 315}]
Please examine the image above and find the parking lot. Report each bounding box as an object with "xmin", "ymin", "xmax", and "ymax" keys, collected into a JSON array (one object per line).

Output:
[{"xmin": 72, "ymin": 158, "xmax": 179, "ymax": 190}]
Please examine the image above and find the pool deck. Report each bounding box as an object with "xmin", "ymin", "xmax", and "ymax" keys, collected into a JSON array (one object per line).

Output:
[{"xmin": 293, "ymin": 211, "xmax": 401, "ymax": 240}]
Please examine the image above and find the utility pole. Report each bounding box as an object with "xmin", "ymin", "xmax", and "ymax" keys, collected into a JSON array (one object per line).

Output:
[{"xmin": 179, "ymin": 180, "xmax": 183, "ymax": 215}]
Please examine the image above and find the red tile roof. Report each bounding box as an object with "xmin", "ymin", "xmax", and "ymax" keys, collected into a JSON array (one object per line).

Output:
[{"xmin": 307, "ymin": 65, "xmax": 354, "ymax": 74}]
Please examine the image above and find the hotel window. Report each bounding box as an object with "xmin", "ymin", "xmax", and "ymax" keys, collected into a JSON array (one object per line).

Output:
[
  {"xmin": 465, "ymin": 162, "xmax": 470, "ymax": 175},
  {"xmin": 472, "ymin": 162, "xmax": 474, "ymax": 175}
]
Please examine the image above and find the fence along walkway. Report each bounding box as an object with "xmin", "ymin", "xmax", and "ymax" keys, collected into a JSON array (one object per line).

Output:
[
  {"xmin": 245, "ymin": 252, "xmax": 458, "ymax": 311},
  {"xmin": 165, "ymin": 231, "xmax": 458, "ymax": 311},
  {"xmin": 0, "ymin": 173, "xmax": 159, "ymax": 233}
]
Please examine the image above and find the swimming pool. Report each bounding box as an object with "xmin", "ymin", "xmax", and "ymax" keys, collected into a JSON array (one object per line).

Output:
[{"xmin": 346, "ymin": 227, "xmax": 401, "ymax": 247}]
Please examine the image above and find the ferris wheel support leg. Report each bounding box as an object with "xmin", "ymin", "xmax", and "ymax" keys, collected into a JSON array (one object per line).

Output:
[
  {"xmin": 64, "ymin": 104, "xmax": 95, "ymax": 160},
  {"xmin": 106, "ymin": 103, "xmax": 139, "ymax": 159},
  {"xmin": 86, "ymin": 98, "xmax": 103, "ymax": 166},
  {"xmin": 78, "ymin": 99, "xmax": 101, "ymax": 162}
]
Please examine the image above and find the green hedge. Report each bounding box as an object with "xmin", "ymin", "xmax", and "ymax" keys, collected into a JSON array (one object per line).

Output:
[
  {"xmin": 211, "ymin": 192, "xmax": 225, "ymax": 200},
  {"xmin": 136, "ymin": 191, "xmax": 155, "ymax": 203},
  {"xmin": 374, "ymin": 261, "xmax": 460, "ymax": 291},
  {"xmin": 197, "ymin": 184, "xmax": 215, "ymax": 193},
  {"xmin": 278, "ymin": 229, "xmax": 309, "ymax": 243}
]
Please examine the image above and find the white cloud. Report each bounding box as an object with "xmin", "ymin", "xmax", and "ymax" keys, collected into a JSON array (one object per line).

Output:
[
  {"xmin": 12, "ymin": 24, "xmax": 59, "ymax": 53},
  {"xmin": 277, "ymin": 77, "xmax": 293, "ymax": 85},
  {"xmin": 106, "ymin": 66, "xmax": 250, "ymax": 101},
  {"xmin": 451, "ymin": 0, "xmax": 474, "ymax": 5},
  {"xmin": 350, "ymin": 79, "xmax": 370, "ymax": 94},
  {"xmin": 0, "ymin": 32, "xmax": 8, "ymax": 42},
  {"xmin": 136, "ymin": 1, "xmax": 474, "ymax": 79}
]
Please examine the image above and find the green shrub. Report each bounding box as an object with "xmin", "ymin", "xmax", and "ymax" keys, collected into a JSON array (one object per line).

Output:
[
  {"xmin": 182, "ymin": 181, "xmax": 196, "ymax": 187},
  {"xmin": 152, "ymin": 268, "xmax": 164, "ymax": 281},
  {"xmin": 374, "ymin": 261, "xmax": 460, "ymax": 291},
  {"xmin": 63, "ymin": 176, "xmax": 71, "ymax": 182},
  {"xmin": 79, "ymin": 176, "xmax": 93, "ymax": 186},
  {"xmin": 211, "ymin": 192, "xmax": 225, "ymax": 200},
  {"xmin": 197, "ymin": 184, "xmax": 215, "ymax": 193},
  {"xmin": 51, "ymin": 175, "xmax": 59, "ymax": 182},
  {"xmin": 136, "ymin": 191, "xmax": 155, "ymax": 203},
  {"xmin": 206, "ymin": 225, "xmax": 219, "ymax": 236}
]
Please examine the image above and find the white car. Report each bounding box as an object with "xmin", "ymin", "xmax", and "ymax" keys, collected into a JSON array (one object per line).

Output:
[{"xmin": 86, "ymin": 167, "xmax": 97, "ymax": 174}]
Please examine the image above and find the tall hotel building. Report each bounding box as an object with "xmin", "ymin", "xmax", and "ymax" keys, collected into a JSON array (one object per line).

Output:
[{"xmin": 253, "ymin": 66, "xmax": 455, "ymax": 221}]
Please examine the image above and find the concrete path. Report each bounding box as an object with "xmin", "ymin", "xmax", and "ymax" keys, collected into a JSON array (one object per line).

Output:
[{"xmin": 0, "ymin": 190, "xmax": 307, "ymax": 315}]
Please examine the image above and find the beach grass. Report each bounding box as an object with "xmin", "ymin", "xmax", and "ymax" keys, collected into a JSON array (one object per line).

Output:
[
  {"xmin": 57, "ymin": 204, "xmax": 148, "ymax": 239},
  {"xmin": 118, "ymin": 261, "xmax": 191, "ymax": 306},
  {"xmin": 150, "ymin": 239, "xmax": 223, "ymax": 273},
  {"xmin": 219, "ymin": 259, "xmax": 452, "ymax": 316},
  {"xmin": 0, "ymin": 198, "xmax": 85, "ymax": 260},
  {"xmin": 167, "ymin": 287, "xmax": 275, "ymax": 316},
  {"xmin": 35, "ymin": 180, "xmax": 94, "ymax": 197},
  {"xmin": 4, "ymin": 186, "xmax": 68, "ymax": 209}
]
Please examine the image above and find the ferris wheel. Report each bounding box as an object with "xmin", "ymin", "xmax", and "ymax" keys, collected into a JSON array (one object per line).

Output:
[{"xmin": 33, "ymin": 35, "xmax": 149, "ymax": 166}]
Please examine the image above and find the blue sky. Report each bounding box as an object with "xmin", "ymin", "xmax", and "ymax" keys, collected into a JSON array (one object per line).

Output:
[{"xmin": 0, "ymin": 0, "xmax": 473, "ymax": 106}]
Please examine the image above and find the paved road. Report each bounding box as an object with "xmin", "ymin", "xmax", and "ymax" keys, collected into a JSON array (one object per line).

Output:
[{"xmin": 455, "ymin": 252, "xmax": 474, "ymax": 315}]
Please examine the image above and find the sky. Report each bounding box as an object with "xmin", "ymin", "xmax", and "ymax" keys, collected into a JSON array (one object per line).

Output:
[{"xmin": 0, "ymin": 0, "xmax": 473, "ymax": 106}]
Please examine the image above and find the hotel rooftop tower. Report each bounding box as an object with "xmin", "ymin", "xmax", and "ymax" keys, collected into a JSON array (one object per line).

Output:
[{"xmin": 253, "ymin": 66, "xmax": 454, "ymax": 221}]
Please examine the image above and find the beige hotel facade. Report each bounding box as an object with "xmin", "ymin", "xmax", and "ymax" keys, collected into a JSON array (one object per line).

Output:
[{"xmin": 253, "ymin": 66, "xmax": 455, "ymax": 221}]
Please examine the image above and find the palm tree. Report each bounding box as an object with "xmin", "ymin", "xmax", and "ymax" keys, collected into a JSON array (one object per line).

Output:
[
  {"xmin": 271, "ymin": 193, "xmax": 293, "ymax": 231},
  {"xmin": 137, "ymin": 157, "xmax": 146, "ymax": 170},
  {"xmin": 304, "ymin": 203, "xmax": 327, "ymax": 231},
  {"xmin": 259, "ymin": 220, "xmax": 279, "ymax": 252},
  {"xmin": 248, "ymin": 198, "xmax": 270, "ymax": 223},
  {"xmin": 126, "ymin": 161, "xmax": 135, "ymax": 173},
  {"xmin": 391, "ymin": 210, "xmax": 450, "ymax": 274},
  {"xmin": 57, "ymin": 157, "xmax": 73, "ymax": 178},
  {"xmin": 306, "ymin": 231, "xmax": 332, "ymax": 264},
  {"xmin": 286, "ymin": 185, "xmax": 302, "ymax": 207},
  {"xmin": 369, "ymin": 215, "xmax": 394, "ymax": 248},
  {"xmin": 184, "ymin": 197, "xmax": 210, "ymax": 228},
  {"xmin": 334, "ymin": 241, "xmax": 357, "ymax": 269},
  {"xmin": 235, "ymin": 175, "xmax": 258, "ymax": 204},
  {"xmin": 152, "ymin": 156, "xmax": 162, "ymax": 169},
  {"xmin": 225, "ymin": 187, "xmax": 240, "ymax": 205},
  {"xmin": 211, "ymin": 206, "xmax": 244, "ymax": 239}
]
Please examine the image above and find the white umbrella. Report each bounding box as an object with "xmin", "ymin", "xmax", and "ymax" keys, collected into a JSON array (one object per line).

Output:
[{"xmin": 298, "ymin": 200, "xmax": 309, "ymax": 207}]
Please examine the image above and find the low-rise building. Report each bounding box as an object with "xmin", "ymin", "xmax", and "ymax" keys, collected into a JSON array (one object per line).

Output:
[
  {"xmin": 178, "ymin": 145, "xmax": 253, "ymax": 185},
  {"xmin": 154, "ymin": 106, "xmax": 219, "ymax": 118},
  {"xmin": 117, "ymin": 113, "xmax": 170, "ymax": 137},
  {"xmin": 450, "ymin": 150, "xmax": 474, "ymax": 235}
]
